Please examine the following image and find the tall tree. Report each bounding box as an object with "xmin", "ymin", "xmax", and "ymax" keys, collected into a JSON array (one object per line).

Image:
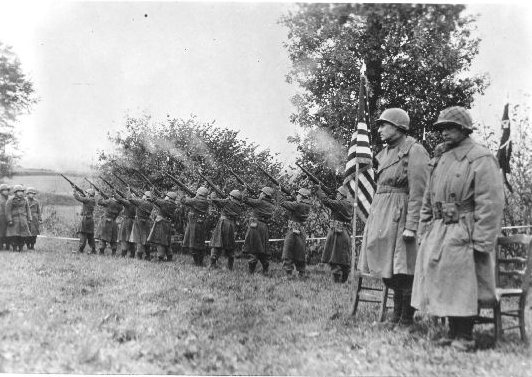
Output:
[
  {"xmin": 0, "ymin": 42, "xmax": 37, "ymax": 176},
  {"xmin": 281, "ymin": 3, "xmax": 488, "ymax": 182}
]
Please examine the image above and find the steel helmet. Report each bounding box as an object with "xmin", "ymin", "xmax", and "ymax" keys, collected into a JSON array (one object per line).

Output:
[
  {"xmin": 261, "ymin": 186, "xmax": 274, "ymax": 198},
  {"xmin": 166, "ymin": 191, "xmax": 178, "ymax": 200},
  {"xmin": 433, "ymin": 106, "xmax": 473, "ymax": 131},
  {"xmin": 86, "ymin": 188, "xmax": 96, "ymax": 196},
  {"xmin": 337, "ymin": 186, "xmax": 349, "ymax": 198},
  {"xmin": 144, "ymin": 191, "xmax": 152, "ymax": 199},
  {"xmin": 13, "ymin": 185, "xmax": 24, "ymax": 193},
  {"xmin": 27, "ymin": 187, "xmax": 37, "ymax": 194},
  {"xmin": 0, "ymin": 184, "xmax": 9, "ymax": 191},
  {"xmin": 376, "ymin": 108, "xmax": 410, "ymax": 131},
  {"xmin": 196, "ymin": 186, "xmax": 209, "ymax": 197},
  {"xmin": 298, "ymin": 187, "xmax": 311, "ymax": 198},
  {"xmin": 229, "ymin": 189, "xmax": 242, "ymax": 200}
]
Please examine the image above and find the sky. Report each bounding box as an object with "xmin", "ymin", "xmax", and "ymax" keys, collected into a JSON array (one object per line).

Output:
[{"xmin": 1, "ymin": 1, "xmax": 531, "ymax": 172}]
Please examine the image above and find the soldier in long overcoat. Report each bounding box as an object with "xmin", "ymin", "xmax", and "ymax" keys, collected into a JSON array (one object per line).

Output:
[
  {"xmin": 280, "ymin": 187, "xmax": 312, "ymax": 277},
  {"xmin": 73, "ymin": 188, "xmax": 96, "ymax": 254},
  {"xmin": 209, "ymin": 189, "xmax": 246, "ymax": 270},
  {"xmin": 114, "ymin": 195, "xmax": 137, "ymax": 258},
  {"xmin": 359, "ymin": 108, "xmax": 429, "ymax": 326},
  {"xmin": 412, "ymin": 107, "xmax": 504, "ymax": 351},
  {"xmin": 181, "ymin": 187, "xmax": 210, "ymax": 266},
  {"xmin": 6, "ymin": 185, "xmax": 32, "ymax": 252},
  {"xmin": 242, "ymin": 186, "xmax": 276, "ymax": 274},
  {"xmin": 0, "ymin": 184, "xmax": 11, "ymax": 250},
  {"xmin": 316, "ymin": 186, "xmax": 353, "ymax": 283},
  {"xmin": 129, "ymin": 191, "xmax": 154, "ymax": 260},
  {"xmin": 25, "ymin": 187, "xmax": 42, "ymax": 250},
  {"xmin": 95, "ymin": 196, "xmax": 123, "ymax": 255},
  {"xmin": 147, "ymin": 191, "xmax": 179, "ymax": 261}
]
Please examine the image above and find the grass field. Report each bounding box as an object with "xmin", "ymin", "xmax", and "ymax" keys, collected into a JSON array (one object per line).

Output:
[{"xmin": 0, "ymin": 238, "xmax": 531, "ymax": 375}]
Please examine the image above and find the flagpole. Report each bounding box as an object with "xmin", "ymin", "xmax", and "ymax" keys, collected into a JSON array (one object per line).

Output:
[{"xmin": 349, "ymin": 161, "xmax": 360, "ymax": 316}]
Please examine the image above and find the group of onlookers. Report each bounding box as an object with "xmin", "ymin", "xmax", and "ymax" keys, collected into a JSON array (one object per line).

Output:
[{"xmin": 0, "ymin": 184, "xmax": 42, "ymax": 252}]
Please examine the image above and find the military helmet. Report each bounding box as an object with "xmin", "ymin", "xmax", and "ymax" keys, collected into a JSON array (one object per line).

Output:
[
  {"xmin": 27, "ymin": 187, "xmax": 37, "ymax": 194},
  {"xmin": 13, "ymin": 185, "xmax": 24, "ymax": 193},
  {"xmin": 196, "ymin": 186, "xmax": 209, "ymax": 197},
  {"xmin": 337, "ymin": 185, "xmax": 349, "ymax": 198},
  {"xmin": 433, "ymin": 106, "xmax": 473, "ymax": 131},
  {"xmin": 229, "ymin": 189, "xmax": 242, "ymax": 200},
  {"xmin": 376, "ymin": 108, "xmax": 410, "ymax": 131},
  {"xmin": 298, "ymin": 187, "xmax": 311, "ymax": 198},
  {"xmin": 166, "ymin": 191, "xmax": 178, "ymax": 200},
  {"xmin": 261, "ymin": 186, "xmax": 274, "ymax": 197},
  {"xmin": 144, "ymin": 190, "xmax": 152, "ymax": 199},
  {"xmin": 86, "ymin": 188, "xmax": 96, "ymax": 196},
  {"xmin": 0, "ymin": 184, "xmax": 9, "ymax": 191}
]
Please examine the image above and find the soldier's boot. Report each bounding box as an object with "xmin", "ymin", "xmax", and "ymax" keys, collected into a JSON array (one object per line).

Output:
[
  {"xmin": 111, "ymin": 248, "xmax": 117, "ymax": 256},
  {"xmin": 121, "ymin": 249, "xmax": 128, "ymax": 257},
  {"xmin": 261, "ymin": 263, "xmax": 269, "ymax": 276},
  {"xmin": 129, "ymin": 245, "xmax": 136, "ymax": 258},
  {"xmin": 397, "ymin": 293, "xmax": 415, "ymax": 327},
  {"xmin": 166, "ymin": 253, "xmax": 173, "ymax": 262},
  {"xmin": 209, "ymin": 257, "xmax": 218, "ymax": 269},
  {"xmin": 227, "ymin": 257, "xmax": 234, "ymax": 271},
  {"xmin": 391, "ymin": 290, "xmax": 403, "ymax": 324},
  {"xmin": 248, "ymin": 261, "xmax": 257, "ymax": 274},
  {"xmin": 197, "ymin": 255, "xmax": 204, "ymax": 267},
  {"xmin": 333, "ymin": 273, "xmax": 341, "ymax": 283},
  {"xmin": 99, "ymin": 248, "xmax": 105, "ymax": 255}
]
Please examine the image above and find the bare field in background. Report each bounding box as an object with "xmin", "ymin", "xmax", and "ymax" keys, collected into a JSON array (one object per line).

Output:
[
  {"xmin": 4, "ymin": 174, "xmax": 85, "ymax": 196},
  {"xmin": 0, "ymin": 238, "xmax": 530, "ymax": 375}
]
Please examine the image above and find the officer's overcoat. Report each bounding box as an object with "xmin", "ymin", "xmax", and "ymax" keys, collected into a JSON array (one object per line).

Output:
[
  {"xmin": 27, "ymin": 198, "xmax": 42, "ymax": 236},
  {"xmin": 73, "ymin": 192, "xmax": 96, "ymax": 234},
  {"xmin": 95, "ymin": 198, "xmax": 123, "ymax": 242},
  {"xmin": 6, "ymin": 196, "xmax": 32, "ymax": 237}
]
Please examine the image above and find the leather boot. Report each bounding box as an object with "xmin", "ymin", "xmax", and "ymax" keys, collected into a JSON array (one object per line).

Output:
[
  {"xmin": 227, "ymin": 257, "xmax": 234, "ymax": 270},
  {"xmin": 398, "ymin": 293, "xmax": 415, "ymax": 327},
  {"xmin": 333, "ymin": 274, "xmax": 341, "ymax": 283},
  {"xmin": 392, "ymin": 290, "xmax": 403, "ymax": 324},
  {"xmin": 209, "ymin": 257, "xmax": 218, "ymax": 269},
  {"xmin": 248, "ymin": 262, "xmax": 256, "ymax": 274}
]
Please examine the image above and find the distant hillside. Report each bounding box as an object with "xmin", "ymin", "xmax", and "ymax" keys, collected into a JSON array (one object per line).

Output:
[{"xmin": 11, "ymin": 167, "xmax": 86, "ymax": 177}]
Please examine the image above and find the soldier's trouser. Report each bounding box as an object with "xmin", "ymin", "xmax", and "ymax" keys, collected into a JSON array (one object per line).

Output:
[
  {"xmin": 156, "ymin": 245, "xmax": 172, "ymax": 261},
  {"xmin": 120, "ymin": 241, "xmax": 135, "ymax": 257},
  {"xmin": 448, "ymin": 317, "xmax": 475, "ymax": 340},
  {"xmin": 79, "ymin": 233, "xmax": 96, "ymax": 253},
  {"xmin": 330, "ymin": 263, "xmax": 350, "ymax": 283},
  {"xmin": 282, "ymin": 258, "xmax": 305, "ymax": 275},
  {"xmin": 99, "ymin": 240, "xmax": 117, "ymax": 255},
  {"xmin": 210, "ymin": 247, "xmax": 235, "ymax": 269},
  {"xmin": 249, "ymin": 253, "xmax": 269, "ymax": 273},
  {"xmin": 136, "ymin": 243, "xmax": 151, "ymax": 259},
  {"xmin": 191, "ymin": 248, "xmax": 205, "ymax": 266}
]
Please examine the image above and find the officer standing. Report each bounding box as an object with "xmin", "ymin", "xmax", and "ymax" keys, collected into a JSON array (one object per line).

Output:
[
  {"xmin": 129, "ymin": 191, "xmax": 154, "ymax": 260},
  {"xmin": 359, "ymin": 108, "xmax": 429, "ymax": 327},
  {"xmin": 316, "ymin": 186, "xmax": 353, "ymax": 283},
  {"xmin": 412, "ymin": 107, "xmax": 504, "ymax": 351},
  {"xmin": 73, "ymin": 188, "xmax": 97, "ymax": 254},
  {"xmin": 147, "ymin": 191, "xmax": 179, "ymax": 262},
  {"xmin": 280, "ymin": 187, "xmax": 312, "ymax": 278},
  {"xmin": 181, "ymin": 187, "xmax": 210, "ymax": 266},
  {"xmin": 26, "ymin": 187, "xmax": 42, "ymax": 250},
  {"xmin": 0, "ymin": 184, "xmax": 11, "ymax": 250},
  {"xmin": 242, "ymin": 186, "xmax": 276, "ymax": 274},
  {"xmin": 114, "ymin": 194, "xmax": 137, "ymax": 258},
  {"xmin": 95, "ymin": 196, "xmax": 123, "ymax": 255},
  {"xmin": 208, "ymin": 189, "xmax": 246, "ymax": 270},
  {"xmin": 6, "ymin": 185, "xmax": 32, "ymax": 252}
]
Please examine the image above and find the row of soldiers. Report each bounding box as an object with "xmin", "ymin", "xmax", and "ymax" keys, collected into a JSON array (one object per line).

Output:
[
  {"xmin": 0, "ymin": 184, "xmax": 42, "ymax": 252},
  {"xmin": 71, "ymin": 182, "xmax": 354, "ymax": 280}
]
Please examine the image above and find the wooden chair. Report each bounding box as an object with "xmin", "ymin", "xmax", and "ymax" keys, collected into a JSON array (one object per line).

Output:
[
  {"xmin": 477, "ymin": 234, "xmax": 532, "ymax": 342},
  {"xmin": 351, "ymin": 271, "xmax": 394, "ymax": 321}
]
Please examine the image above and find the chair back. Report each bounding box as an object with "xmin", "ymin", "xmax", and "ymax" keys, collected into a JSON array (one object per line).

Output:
[{"xmin": 496, "ymin": 234, "xmax": 532, "ymax": 296}]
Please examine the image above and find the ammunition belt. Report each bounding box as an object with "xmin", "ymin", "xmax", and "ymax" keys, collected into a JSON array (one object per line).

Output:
[{"xmin": 432, "ymin": 198, "xmax": 474, "ymax": 224}]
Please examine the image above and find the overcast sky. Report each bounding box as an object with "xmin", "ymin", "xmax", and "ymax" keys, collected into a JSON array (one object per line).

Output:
[{"xmin": 1, "ymin": 1, "xmax": 531, "ymax": 172}]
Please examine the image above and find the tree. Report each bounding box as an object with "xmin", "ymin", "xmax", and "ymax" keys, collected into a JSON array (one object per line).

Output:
[
  {"xmin": 281, "ymin": 4, "xmax": 488, "ymax": 185},
  {"xmin": 0, "ymin": 42, "xmax": 37, "ymax": 176}
]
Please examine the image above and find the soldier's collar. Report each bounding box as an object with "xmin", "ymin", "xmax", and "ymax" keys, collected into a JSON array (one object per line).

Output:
[{"xmin": 450, "ymin": 137, "xmax": 475, "ymax": 161}]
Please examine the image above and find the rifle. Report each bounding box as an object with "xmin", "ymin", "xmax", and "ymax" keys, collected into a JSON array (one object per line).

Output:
[
  {"xmin": 196, "ymin": 169, "xmax": 227, "ymax": 198},
  {"xmin": 164, "ymin": 172, "xmax": 195, "ymax": 197},
  {"xmin": 257, "ymin": 165, "xmax": 292, "ymax": 196},
  {"xmin": 84, "ymin": 177, "xmax": 110, "ymax": 200},
  {"xmin": 295, "ymin": 162, "xmax": 335, "ymax": 197},
  {"xmin": 60, "ymin": 173, "xmax": 86, "ymax": 197},
  {"xmin": 99, "ymin": 176, "xmax": 127, "ymax": 199},
  {"xmin": 132, "ymin": 169, "xmax": 163, "ymax": 197},
  {"xmin": 111, "ymin": 171, "xmax": 144, "ymax": 198},
  {"xmin": 227, "ymin": 167, "xmax": 257, "ymax": 196}
]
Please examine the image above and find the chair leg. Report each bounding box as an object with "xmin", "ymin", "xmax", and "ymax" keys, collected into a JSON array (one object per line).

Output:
[
  {"xmin": 494, "ymin": 302, "xmax": 502, "ymax": 342},
  {"xmin": 378, "ymin": 285, "xmax": 389, "ymax": 322},
  {"xmin": 519, "ymin": 298, "xmax": 527, "ymax": 342},
  {"xmin": 350, "ymin": 276, "xmax": 363, "ymax": 318}
]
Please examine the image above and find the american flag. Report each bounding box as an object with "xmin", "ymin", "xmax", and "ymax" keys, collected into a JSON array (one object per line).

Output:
[
  {"xmin": 343, "ymin": 68, "xmax": 376, "ymax": 222},
  {"xmin": 496, "ymin": 103, "xmax": 513, "ymax": 192}
]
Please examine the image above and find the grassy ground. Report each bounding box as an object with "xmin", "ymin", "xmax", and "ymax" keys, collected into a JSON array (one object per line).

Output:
[{"xmin": 0, "ymin": 238, "xmax": 531, "ymax": 375}]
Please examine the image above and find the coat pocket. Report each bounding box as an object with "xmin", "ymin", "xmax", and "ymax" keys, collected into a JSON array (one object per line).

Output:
[{"xmin": 392, "ymin": 206, "xmax": 403, "ymax": 222}]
